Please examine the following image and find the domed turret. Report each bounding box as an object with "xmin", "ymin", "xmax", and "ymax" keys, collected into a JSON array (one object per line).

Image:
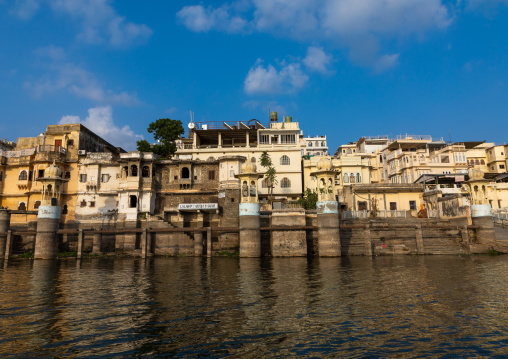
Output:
[
  {"xmin": 44, "ymin": 161, "xmax": 62, "ymax": 178},
  {"xmin": 241, "ymin": 160, "xmax": 257, "ymax": 173},
  {"xmin": 316, "ymin": 157, "xmax": 333, "ymax": 171}
]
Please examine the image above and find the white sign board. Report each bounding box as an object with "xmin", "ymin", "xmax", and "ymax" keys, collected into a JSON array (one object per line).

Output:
[{"xmin": 178, "ymin": 203, "xmax": 218, "ymax": 210}]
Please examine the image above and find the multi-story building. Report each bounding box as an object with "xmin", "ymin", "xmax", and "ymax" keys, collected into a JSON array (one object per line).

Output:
[
  {"xmin": 0, "ymin": 124, "xmax": 121, "ymax": 224},
  {"xmin": 486, "ymin": 145, "xmax": 507, "ymax": 174},
  {"xmin": 176, "ymin": 112, "xmax": 304, "ymax": 200},
  {"xmin": 304, "ymin": 136, "xmax": 328, "ymax": 156}
]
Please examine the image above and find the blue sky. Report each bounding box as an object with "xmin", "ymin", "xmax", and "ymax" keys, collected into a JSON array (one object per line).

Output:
[{"xmin": 1, "ymin": 0, "xmax": 508, "ymax": 152}]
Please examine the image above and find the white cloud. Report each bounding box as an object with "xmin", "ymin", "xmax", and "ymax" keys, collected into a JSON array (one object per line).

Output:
[
  {"xmin": 303, "ymin": 46, "xmax": 333, "ymax": 74},
  {"xmin": 178, "ymin": 0, "xmax": 452, "ymax": 68},
  {"xmin": 26, "ymin": 46, "xmax": 140, "ymax": 105},
  {"xmin": 9, "ymin": 0, "xmax": 40, "ymax": 19},
  {"xmin": 9, "ymin": 0, "xmax": 152, "ymax": 47},
  {"xmin": 58, "ymin": 106, "xmax": 143, "ymax": 150},
  {"xmin": 244, "ymin": 60, "xmax": 308, "ymax": 95},
  {"xmin": 374, "ymin": 53, "xmax": 400, "ymax": 72}
]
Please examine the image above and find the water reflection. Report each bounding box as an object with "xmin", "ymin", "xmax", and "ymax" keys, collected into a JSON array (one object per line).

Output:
[{"xmin": 1, "ymin": 256, "xmax": 508, "ymax": 357}]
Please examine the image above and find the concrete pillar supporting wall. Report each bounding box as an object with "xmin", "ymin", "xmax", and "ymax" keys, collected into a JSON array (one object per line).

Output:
[
  {"xmin": 77, "ymin": 229, "xmax": 84, "ymax": 259},
  {"xmin": 470, "ymin": 204, "xmax": 496, "ymax": 252},
  {"xmin": 4, "ymin": 230, "xmax": 13, "ymax": 260},
  {"xmin": 0, "ymin": 209, "xmax": 11, "ymax": 258},
  {"xmin": 207, "ymin": 227, "xmax": 212, "ymax": 257},
  {"xmin": 239, "ymin": 203, "xmax": 261, "ymax": 258},
  {"xmin": 271, "ymin": 209, "xmax": 307, "ymax": 257},
  {"xmin": 92, "ymin": 230, "xmax": 102, "ymax": 255},
  {"xmin": 194, "ymin": 212, "xmax": 204, "ymax": 256},
  {"xmin": 461, "ymin": 225, "xmax": 469, "ymax": 246},
  {"xmin": 415, "ymin": 225, "xmax": 424, "ymax": 254},
  {"xmin": 34, "ymin": 206, "xmax": 60, "ymax": 260},
  {"xmin": 316, "ymin": 201, "xmax": 341, "ymax": 257},
  {"xmin": 141, "ymin": 228, "xmax": 148, "ymax": 258},
  {"xmin": 363, "ymin": 224, "xmax": 372, "ymax": 256}
]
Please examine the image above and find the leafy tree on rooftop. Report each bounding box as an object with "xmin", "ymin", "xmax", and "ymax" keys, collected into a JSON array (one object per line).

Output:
[{"xmin": 136, "ymin": 118, "xmax": 184, "ymax": 159}]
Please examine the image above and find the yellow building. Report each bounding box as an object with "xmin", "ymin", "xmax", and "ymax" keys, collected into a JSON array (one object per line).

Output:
[{"xmin": 0, "ymin": 124, "xmax": 120, "ymax": 224}]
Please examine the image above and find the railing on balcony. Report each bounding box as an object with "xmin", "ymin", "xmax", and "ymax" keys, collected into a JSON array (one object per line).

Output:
[{"xmin": 37, "ymin": 145, "xmax": 66, "ymax": 155}]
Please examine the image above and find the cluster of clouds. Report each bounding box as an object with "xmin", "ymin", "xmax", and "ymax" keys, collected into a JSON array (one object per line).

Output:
[
  {"xmin": 178, "ymin": 0, "xmax": 452, "ymax": 70},
  {"xmin": 9, "ymin": 0, "xmax": 152, "ymax": 47},
  {"xmin": 59, "ymin": 106, "xmax": 143, "ymax": 150},
  {"xmin": 178, "ymin": 0, "xmax": 508, "ymax": 94}
]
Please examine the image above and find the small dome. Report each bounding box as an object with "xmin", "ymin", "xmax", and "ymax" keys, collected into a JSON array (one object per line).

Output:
[
  {"xmin": 241, "ymin": 160, "xmax": 257, "ymax": 173},
  {"xmin": 316, "ymin": 157, "xmax": 333, "ymax": 171},
  {"xmin": 44, "ymin": 161, "xmax": 62, "ymax": 178},
  {"xmin": 468, "ymin": 168, "xmax": 485, "ymax": 180}
]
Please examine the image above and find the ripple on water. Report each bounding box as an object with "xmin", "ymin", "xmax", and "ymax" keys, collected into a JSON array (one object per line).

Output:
[{"xmin": 1, "ymin": 256, "xmax": 508, "ymax": 357}]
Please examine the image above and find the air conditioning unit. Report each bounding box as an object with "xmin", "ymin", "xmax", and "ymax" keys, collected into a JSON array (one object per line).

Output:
[{"xmin": 78, "ymin": 150, "xmax": 86, "ymax": 155}]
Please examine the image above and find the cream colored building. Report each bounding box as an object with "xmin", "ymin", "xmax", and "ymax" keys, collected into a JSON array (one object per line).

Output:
[
  {"xmin": 176, "ymin": 113, "xmax": 304, "ymax": 200},
  {"xmin": 486, "ymin": 145, "xmax": 507, "ymax": 173}
]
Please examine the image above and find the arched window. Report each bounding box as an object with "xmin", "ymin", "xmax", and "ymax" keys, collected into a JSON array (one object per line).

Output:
[
  {"xmin": 19, "ymin": 170, "xmax": 27, "ymax": 180},
  {"xmin": 122, "ymin": 166, "xmax": 128, "ymax": 178},
  {"xmin": 18, "ymin": 202, "xmax": 26, "ymax": 211},
  {"xmin": 131, "ymin": 165, "xmax": 138, "ymax": 177},
  {"xmin": 142, "ymin": 166, "xmax": 150, "ymax": 177},
  {"xmin": 280, "ymin": 155, "xmax": 290, "ymax": 165},
  {"xmin": 343, "ymin": 173, "xmax": 349, "ymax": 183},
  {"xmin": 34, "ymin": 201, "xmax": 41, "ymax": 209},
  {"xmin": 356, "ymin": 173, "xmax": 361, "ymax": 183},
  {"xmin": 308, "ymin": 142, "xmax": 312, "ymax": 147},
  {"xmin": 129, "ymin": 195, "xmax": 137, "ymax": 208},
  {"xmin": 475, "ymin": 160, "xmax": 480, "ymax": 165},
  {"xmin": 251, "ymin": 157, "xmax": 256, "ymax": 163},
  {"xmin": 181, "ymin": 167, "xmax": 190, "ymax": 179},
  {"xmin": 350, "ymin": 173, "xmax": 355, "ymax": 183},
  {"xmin": 321, "ymin": 141, "xmax": 325, "ymax": 147},
  {"xmin": 480, "ymin": 159, "xmax": 485, "ymax": 165},
  {"xmin": 281, "ymin": 177, "xmax": 291, "ymax": 188},
  {"xmin": 62, "ymin": 204, "xmax": 68, "ymax": 214}
]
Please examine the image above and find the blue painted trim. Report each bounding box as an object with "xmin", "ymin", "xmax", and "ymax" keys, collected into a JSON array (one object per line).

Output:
[
  {"xmin": 239, "ymin": 203, "xmax": 260, "ymax": 216},
  {"xmin": 38, "ymin": 206, "xmax": 61, "ymax": 219},
  {"xmin": 317, "ymin": 201, "xmax": 339, "ymax": 214}
]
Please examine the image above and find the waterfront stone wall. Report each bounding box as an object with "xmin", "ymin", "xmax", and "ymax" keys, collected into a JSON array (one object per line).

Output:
[{"xmin": 4, "ymin": 213, "xmax": 499, "ymax": 257}]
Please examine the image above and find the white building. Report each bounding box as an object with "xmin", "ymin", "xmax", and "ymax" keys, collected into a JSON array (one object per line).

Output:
[{"xmin": 304, "ymin": 136, "xmax": 328, "ymax": 157}]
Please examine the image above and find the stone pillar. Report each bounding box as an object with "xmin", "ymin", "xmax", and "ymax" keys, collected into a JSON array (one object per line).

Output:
[
  {"xmin": 77, "ymin": 229, "xmax": 84, "ymax": 259},
  {"xmin": 34, "ymin": 205, "xmax": 60, "ymax": 260},
  {"xmin": 207, "ymin": 227, "xmax": 212, "ymax": 257},
  {"xmin": 92, "ymin": 230, "xmax": 102, "ymax": 255},
  {"xmin": 4, "ymin": 231, "xmax": 13, "ymax": 260},
  {"xmin": 194, "ymin": 212, "xmax": 204, "ymax": 256},
  {"xmin": 141, "ymin": 228, "xmax": 148, "ymax": 258},
  {"xmin": 316, "ymin": 201, "xmax": 341, "ymax": 257},
  {"xmin": 461, "ymin": 225, "xmax": 469, "ymax": 246},
  {"xmin": 363, "ymin": 224, "xmax": 372, "ymax": 256},
  {"xmin": 415, "ymin": 224, "xmax": 424, "ymax": 254},
  {"xmin": 0, "ymin": 209, "xmax": 11, "ymax": 258},
  {"xmin": 470, "ymin": 204, "xmax": 496, "ymax": 252},
  {"xmin": 271, "ymin": 209, "xmax": 307, "ymax": 257},
  {"xmin": 123, "ymin": 222, "xmax": 138, "ymax": 251},
  {"xmin": 239, "ymin": 203, "xmax": 261, "ymax": 257}
]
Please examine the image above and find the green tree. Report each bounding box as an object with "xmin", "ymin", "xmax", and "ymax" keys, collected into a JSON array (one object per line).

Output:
[
  {"xmin": 136, "ymin": 118, "xmax": 184, "ymax": 159},
  {"xmin": 260, "ymin": 151, "xmax": 277, "ymax": 198},
  {"xmin": 297, "ymin": 188, "xmax": 318, "ymax": 210}
]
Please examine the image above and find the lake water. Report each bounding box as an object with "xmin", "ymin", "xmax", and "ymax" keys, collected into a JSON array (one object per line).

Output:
[{"xmin": 1, "ymin": 256, "xmax": 508, "ymax": 358}]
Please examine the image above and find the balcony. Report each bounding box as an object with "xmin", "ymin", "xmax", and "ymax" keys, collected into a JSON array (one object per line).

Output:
[{"xmin": 17, "ymin": 179, "xmax": 31, "ymax": 191}]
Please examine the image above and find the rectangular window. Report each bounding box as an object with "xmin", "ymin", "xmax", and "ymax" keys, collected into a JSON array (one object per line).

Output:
[
  {"xmin": 80, "ymin": 174, "xmax": 87, "ymax": 182},
  {"xmin": 65, "ymin": 171, "xmax": 71, "ymax": 179},
  {"xmin": 101, "ymin": 174, "xmax": 109, "ymax": 182},
  {"xmin": 409, "ymin": 201, "xmax": 417, "ymax": 210},
  {"xmin": 260, "ymin": 135, "xmax": 270, "ymax": 144},
  {"xmin": 208, "ymin": 170, "xmax": 215, "ymax": 180},
  {"xmin": 90, "ymin": 201, "xmax": 95, "ymax": 208},
  {"xmin": 230, "ymin": 170, "xmax": 234, "ymax": 177},
  {"xmin": 500, "ymin": 165, "xmax": 505, "ymax": 169},
  {"xmin": 390, "ymin": 202, "xmax": 397, "ymax": 210},
  {"xmin": 38, "ymin": 169, "xmax": 44, "ymax": 178},
  {"xmin": 280, "ymin": 134, "xmax": 296, "ymax": 144}
]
